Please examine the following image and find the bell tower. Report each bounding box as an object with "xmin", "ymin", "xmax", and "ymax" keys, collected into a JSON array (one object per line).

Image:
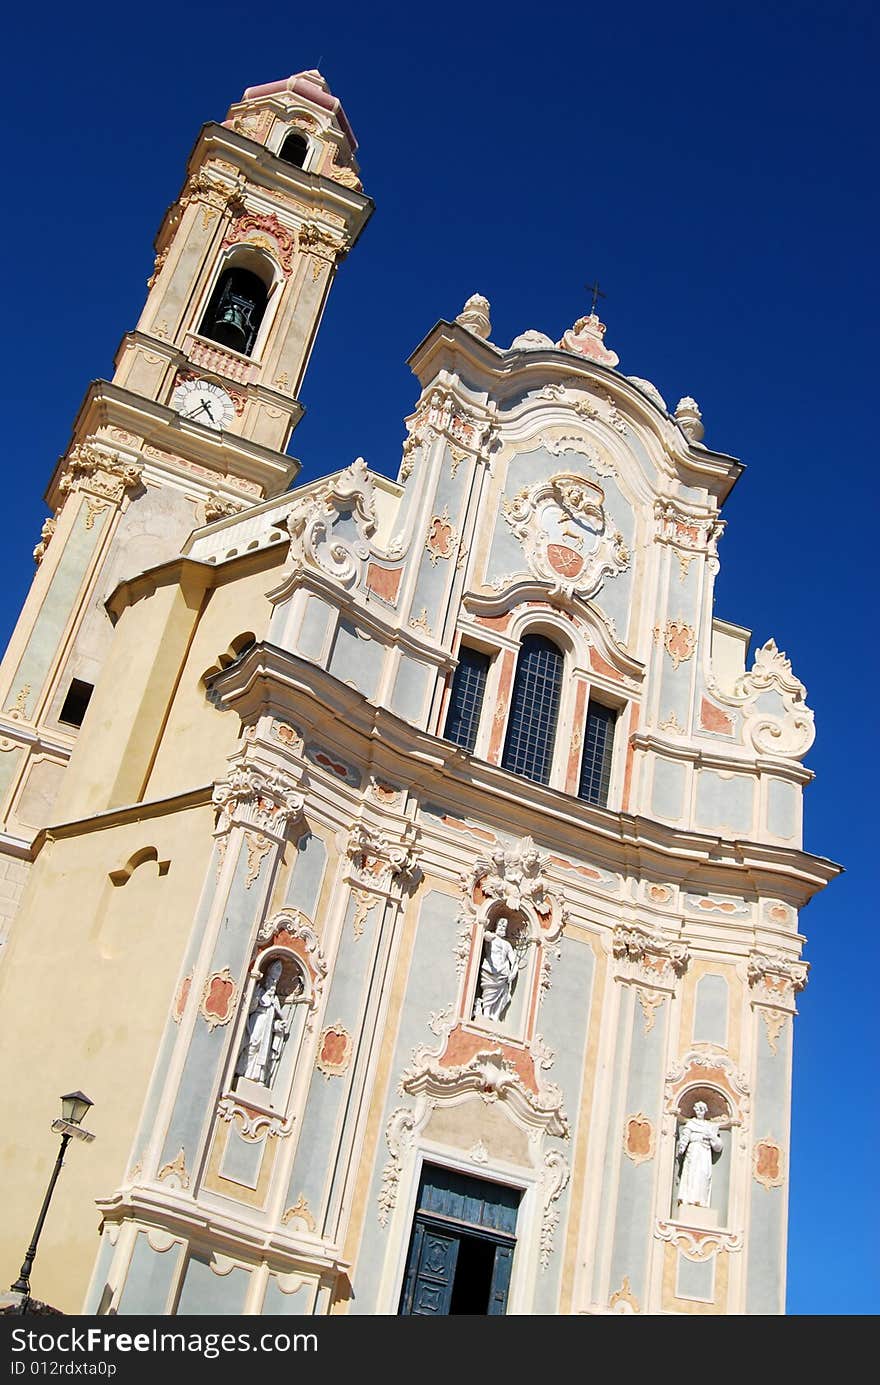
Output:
[
  {"xmin": 119, "ymin": 67, "xmax": 371, "ymax": 463},
  {"xmin": 0, "ymin": 71, "xmax": 372, "ymax": 951}
]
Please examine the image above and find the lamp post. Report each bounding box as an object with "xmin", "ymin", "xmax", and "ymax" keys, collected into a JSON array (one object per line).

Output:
[{"xmin": 10, "ymin": 1091, "xmax": 95, "ymax": 1313}]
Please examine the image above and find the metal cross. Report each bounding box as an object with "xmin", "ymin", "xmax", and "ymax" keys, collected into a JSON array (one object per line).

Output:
[{"xmin": 585, "ymin": 279, "xmax": 606, "ymax": 315}]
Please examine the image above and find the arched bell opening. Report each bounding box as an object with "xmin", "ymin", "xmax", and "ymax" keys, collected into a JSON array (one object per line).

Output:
[
  {"xmin": 198, "ymin": 264, "xmax": 269, "ymax": 357},
  {"xmin": 278, "ymin": 130, "xmax": 309, "ymax": 170}
]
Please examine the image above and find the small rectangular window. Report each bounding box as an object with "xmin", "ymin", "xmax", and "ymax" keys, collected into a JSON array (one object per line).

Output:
[
  {"xmin": 58, "ymin": 678, "xmax": 94, "ymax": 728},
  {"xmin": 578, "ymin": 700, "xmax": 616, "ymax": 806},
  {"xmin": 444, "ymin": 647, "xmax": 491, "ymax": 752}
]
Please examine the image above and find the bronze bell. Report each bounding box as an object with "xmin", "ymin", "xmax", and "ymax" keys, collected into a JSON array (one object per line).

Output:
[
  {"xmin": 210, "ymin": 286, "xmax": 251, "ymax": 353},
  {"xmin": 201, "ymin": 267, "xmax": 268, "ymax": 356}
]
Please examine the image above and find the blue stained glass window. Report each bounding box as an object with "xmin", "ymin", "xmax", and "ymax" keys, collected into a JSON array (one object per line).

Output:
[
  {"xmin": 578, "ymin": 700, "xmax": 616, "ymax": 806},
  {"xmin": 500, "ymin": 635, "xmax": 563, "ymax": 785},
  {"xmin": 444, "ymin": 646, "xmax": 491, "ymax": 752}
]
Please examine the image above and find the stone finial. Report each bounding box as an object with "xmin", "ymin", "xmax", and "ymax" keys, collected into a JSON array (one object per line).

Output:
[
  {"xmin": 456, "ymin": 294, "xmax": 492, "ymax": 340},
  {"xmin": 510, "ymin": 329, "xmax": 555, "ymax": 351},
  {"xmin": 627, "ymin": 377, "xmax": 667, "ymax": 412},
  {"xmin": 675, "ymin": 396, "xmax": 705, "ymax": 443},
  {"xmin": 558, "ymin": 313, "xmax": 619, "ymax": 367}
]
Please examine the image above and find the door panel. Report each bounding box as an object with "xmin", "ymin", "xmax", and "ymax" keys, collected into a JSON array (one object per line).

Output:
[
  {"xmin": 488, "ymin": 1243, "xmax": 513, "ymax": 1315},
  {"xmin": 401, "ymin": 1223, "xmax": 460, "ymax": 1315}
]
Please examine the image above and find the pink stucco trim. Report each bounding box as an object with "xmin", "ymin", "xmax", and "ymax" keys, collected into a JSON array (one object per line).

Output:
[{"xmin": 240, "ymin": 73, "xmax": 357, "ymax": 150}]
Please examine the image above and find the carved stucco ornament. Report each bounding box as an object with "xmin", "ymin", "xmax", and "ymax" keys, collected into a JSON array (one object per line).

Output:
[
  {"xmin": 223, "ymin": 210, "xmax": 296, "ymax": 274},
  {"xmin": 705, "ymin": 637, "xmax": 816, "ymax": 761},
  {"xmin": 58, "ymin": 444, "xmax": 142, "ymax": 505},
  {"xmin": 612, "ymin": 923, "xmax": 690, "ymax": 980},
  {"xmin": 613, "ymin": 923, "xmax": 689, "ymax": 1030},
  {"xmin": 510, "ymin": 328, "xmax": 555, "ymax": 350},
  {"xmin": 378, "ymin": 1108, "xmax": 417, "ymax": 1226},
  {"xmin": 746, "ymin": 949, "xmax": 807, "ymax": 1055},
  {"xmin": 212, "ymin": 758, "xmax": 305, "ymax": 840},
  {"xmin": 655, "ymin": 616, "xmax": 697, "ymax": 670},
  {"xmin": 753, "ymin": 1137, "xmax": 785, "ymax": 1190},
  {"xmin": 502, "ymin": 471, "xmax": 629, "ymax": 598},
  {"xmin": 609, "ymin": 1276, "xmax": 640, "ymax": 1313},
  {"xmin": 675, "ymin": 396, "xmax": 705, "ymax": 442},
  {"xmin": 558, "ymin": 313, "xmax": 619, "ymax": 367},
  {"xmin": 399, "ymin": 1046, "xmax": 569, "ymax": 1139},
  {"xmin": 416, "ymin": 388, "xmax": 493, "ymax": 456},
  {"xmin": 216, "ymin": 1097, "xmax": 293, "ymax": 1142},
  {"xmin": 33, "ymin": 517, "xmax": 56, "ymax": 564},
  {"xmin": 539, "ymin": 1148, "xmax": 570, "ymax": 1269},
  {"xmin": 157, "ymin": 1148, "xmax": 190, "ymax": 1190},
  {"xmin": 284, "ymin": 456, "xmax": 377, "ymax": 589},
  {"xmin": 346, "ymin": 821, "xmax": 422, "ymax": 892},
  {"xmin": 654, "ymin": 1221, "xmax": 743, "ymax": 1260}
]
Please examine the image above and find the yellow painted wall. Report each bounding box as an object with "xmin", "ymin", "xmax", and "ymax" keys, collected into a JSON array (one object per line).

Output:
[
  {"xmin": 144, "ymin": 560, "xmax": 282, "ymax": 802},
  {"xmin": 0, "ymin": 803, "xmax": 213, "ymax": 1312},
  {"xmin": 53, "ymin": 565, "xmax": 212, "ymax": 823}
]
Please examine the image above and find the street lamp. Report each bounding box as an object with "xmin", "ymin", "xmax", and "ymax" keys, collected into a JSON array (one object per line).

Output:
[{"xmin": 10, "ymin": 1091, "xmax": 95, "ymax": 1312}]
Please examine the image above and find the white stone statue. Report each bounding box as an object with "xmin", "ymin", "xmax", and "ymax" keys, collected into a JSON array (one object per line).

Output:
[
  {"xmin": 474, "ymin": 919, "xmax": 519, "ymax": 1022},
  {"xmin": 677, "ymin": 1101, "xmax": 723, "ymax": 1208},
  {"xmin": 235, "ymin": 960, "xmax": 289, "ymax": 1088}
]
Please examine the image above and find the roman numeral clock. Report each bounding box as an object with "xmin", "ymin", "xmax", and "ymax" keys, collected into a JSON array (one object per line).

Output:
[{"xmin": 171, "ymin": 377, "xmax": 236, "ymax": 430}]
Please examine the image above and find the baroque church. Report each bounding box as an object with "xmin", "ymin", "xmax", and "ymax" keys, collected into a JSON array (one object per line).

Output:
[{"xmin": 0, "ymin": 70, "xmax": 838, "ymax": 1316}]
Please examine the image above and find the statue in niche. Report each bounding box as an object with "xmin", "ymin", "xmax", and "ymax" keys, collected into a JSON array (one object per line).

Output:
[
  {"xmin": 474, "ymin": 918, "xmax": 519, "ymax": 1023},
  {"xmin": 676, "ymin": 1100, "xmax": 723, "ymax": 1208},
  {"xmin": 235, "ymin": 959, "xmax": 301, "ymax": 1088}
]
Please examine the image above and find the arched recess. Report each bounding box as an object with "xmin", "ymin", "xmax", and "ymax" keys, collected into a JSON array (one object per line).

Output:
[
  {"xmin": 468, "ymin": 901, "xmax": 540, "ymax": 1041},
  {"xmin": 221, "ymin": 910, "xmax": 327, "ymax": 1120},
  {"xmin": 93, "ymin": 847, "xmax": 171, "ymax": 959},
  {"xmin": 663, "ymin": 1052, "xmax": 750, "ymax": 1232},
  {"xmin": 109, "ymin": 846, "xmax": 171, "ymax": 886},
  {"xmin": 277, "ymin": 129, "xmax": 310, "ymax": 169},
  {"xmin": 195, "ymin": 245, "xmax": 283, "ymax": 361}
]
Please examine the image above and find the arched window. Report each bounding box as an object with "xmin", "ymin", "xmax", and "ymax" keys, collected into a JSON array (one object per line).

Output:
[
  {"xmin": 278, "ymin": 131, "xmax": 309, "ymax": 169},
  {"xmin": 198, "ymin": 266, "xmax": 268, "ymax": 357},
  {"xmin": 500, "ymin": 634, "xmax": 563, "ymax": 784}
]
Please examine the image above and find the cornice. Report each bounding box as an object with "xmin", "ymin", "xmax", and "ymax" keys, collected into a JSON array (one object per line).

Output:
[
  {"xmin": 30, "ymin": 786, "xmax": 214, "ymax": 857},
  {"xmin": 209, "ymin": 643, "xmax": 841, "ymax": 904},
  {"xmin": 407, "ymin": 319, "xmax": 743, "ymax": 503},
  {"xmin": 152, "ymin": 121, "xmax": 374, "ymax": 255},
  {"xmin": 105, "ymin": 545, "xmax": 288, "ymax": 621},
  {"xmin": 96, "ymin": 1186, "xmax": 349, "ymax": 1274},
  {"xmin": 47, "ymin": 380, "xmax": 299, "ymax": 508},
  {"xmin": 631, "ymin": 732, "xmax": 815, "ymax": 785}
]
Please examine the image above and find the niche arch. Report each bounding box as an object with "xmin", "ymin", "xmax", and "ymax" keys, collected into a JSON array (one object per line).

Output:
[
  {"xmin": 663, "ymin": 1051, "xmax": 750, "ymax": 1233},
  {"xmin": 222, "ymin": 910, "xmax": 327, "ymax": 1119}
]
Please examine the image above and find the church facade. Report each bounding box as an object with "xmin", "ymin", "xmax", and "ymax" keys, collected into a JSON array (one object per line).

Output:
[{"xmin": 0, "ymin": 71, "xmax": 838, "ymax": 1316}]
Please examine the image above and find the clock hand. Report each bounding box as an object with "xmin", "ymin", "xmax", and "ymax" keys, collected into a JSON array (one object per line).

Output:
[{"xmin": 202, "ymin": 399, "xmax": 215, "ymax": 421}]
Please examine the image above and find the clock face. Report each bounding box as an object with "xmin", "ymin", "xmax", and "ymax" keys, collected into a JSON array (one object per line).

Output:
[{"xmin": 172, "ymin": 378, "xmax": 236, "ymax": 431}]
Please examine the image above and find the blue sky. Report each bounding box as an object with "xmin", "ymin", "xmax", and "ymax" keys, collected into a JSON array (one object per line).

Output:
[{"xmin": 2, "ymin": 1, "xmax": 877, "ymax": 1314}]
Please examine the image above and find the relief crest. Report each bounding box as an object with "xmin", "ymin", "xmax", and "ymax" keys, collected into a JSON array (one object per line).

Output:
[{"xmin": 502, "ymin": 470, "xmax": 629, "ymax": 597}]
